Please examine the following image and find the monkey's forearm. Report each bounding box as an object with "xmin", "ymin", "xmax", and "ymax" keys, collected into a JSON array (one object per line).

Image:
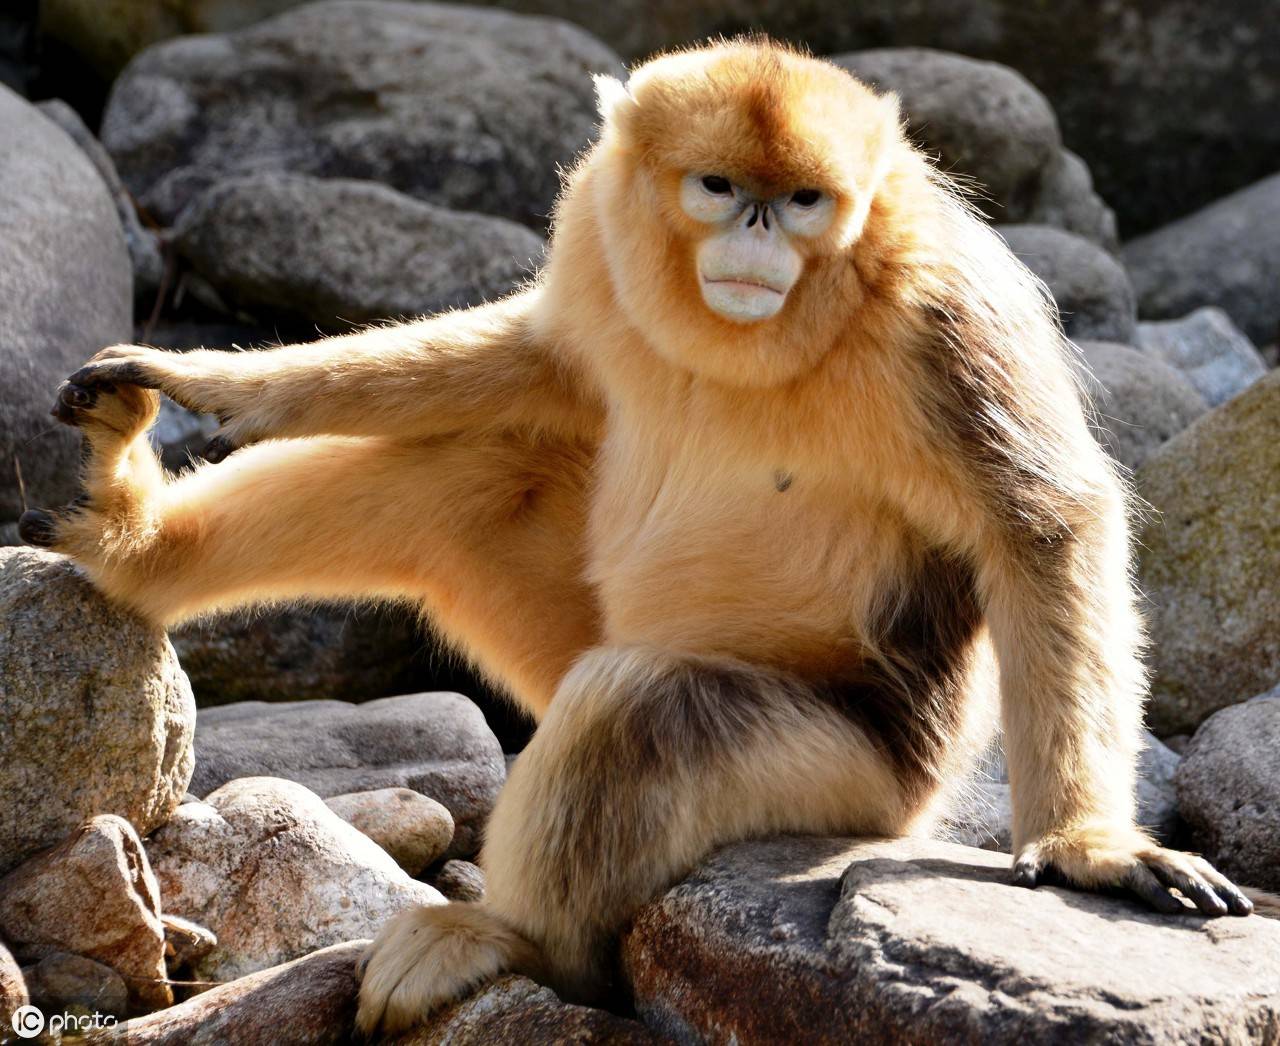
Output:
[
  {"xmin": 70, "ymin": 298, "xmax": 597, "ymax": 449},
  {"xmin": 979, "ymin": 516, "xmax": 1145, "ymax": 847}
]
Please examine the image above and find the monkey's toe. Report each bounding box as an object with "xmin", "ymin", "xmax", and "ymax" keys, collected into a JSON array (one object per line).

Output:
[
  {"xmin": 51, "ymin": 382, "xmax": 100, "ymax": 426},
  {"xmin": 201, "ymin": 435, "xmax": 237, "ymax": 464},
  {"xmin": 18, "ymin": 509, "xmax": 59, "ymax": 548}
]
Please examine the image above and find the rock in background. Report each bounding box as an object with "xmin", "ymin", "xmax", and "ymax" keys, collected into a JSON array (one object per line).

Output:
[
  {"xmin": 100, "ymin": 1, "xmax": 622, "ymax": 229},
  {"xmin": 0, "ymin": 816, "xmax": 171, "ymax": 1013},
  {"xmin": 393, "ymin": 976, "xmax": 661, "ymax": 1045},
  {"xmin": 1175, "ymin": 686, "xmax": 1280, "ymax": 893},
  {"xmin": 189, "ymin": 693, "xmax": 505, "ymax": 856},
  {"xmin": 95, "ymin": 940, "xmax": 366, "ymax": 1046},
  {"xmin": 998, "ymin": 224, "xmax": 1135, "ymax": 343},
  {"xmin": 0, "ymin": 940, "xmax": 26, "ymax": 1033},
  {"xmin": 0, "ymin": 84, "xmax": 131, "ymax": 531},
  {"xmin": 324, "ymin": 787, "xmax": 454, "ymax": 877},
  {"xmin": 173, "ymin": 174, "xmax": 543, "ymax": 330},
  {"xmin": 625, "ymin": 836, "xmax": 1280, "ymax": 1044},
  {"xmin": 833, "ymin": 48, "xmax": 1115, "ymax": 247},
  {"xmin": 0, "ymin": 548, "xmax": 195, "ymax": 875},
  {"xmin": 1076, "ymin": 340, "xmax": 1207, "ymax": 473},
  {"xmin": 1136, "ymin": 370, "xmax": 1280, "ymax": 735},
  {"xmin": 170, "ymin": 603, "xmax": 425, "ymax": 707},
  {"xmin": 1124, "ymin": 174, "xmax": 1280, "ymax": 347},
  {"xmin": 1136, "ymin": 308, "xmax": 1267, "ymax": 408},
  {"xmin": 146, "ymin": 777, "xmax": 442, "ymax": 982}
]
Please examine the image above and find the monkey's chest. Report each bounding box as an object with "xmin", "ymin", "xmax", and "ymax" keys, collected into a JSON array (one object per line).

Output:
[{"xmin": 585, "ymin": 447, "xmax": 907, "ymax": 665}]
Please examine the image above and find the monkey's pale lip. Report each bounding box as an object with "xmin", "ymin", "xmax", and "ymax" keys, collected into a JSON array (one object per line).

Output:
[{"xmin": 701, "ymin": 276, "xmax": 785, "ymax": 296}]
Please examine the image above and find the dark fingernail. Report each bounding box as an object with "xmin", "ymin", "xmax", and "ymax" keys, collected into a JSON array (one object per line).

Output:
[
  {"xmin": 18, "ymin": 509, "xmax": 57, "ymax": 548},
  {"xmin": 202, "ymin": 436, "xmax": 233, "ymax": 463}
]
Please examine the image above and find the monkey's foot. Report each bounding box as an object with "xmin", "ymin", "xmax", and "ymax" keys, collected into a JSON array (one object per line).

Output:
[
  {"xmin": 356, "ymin": 903, "xmax": 544, "ymax": 1036},
  {"xmin": 1013, "ymin": 825, "xmax": 1253, "ymax": 917},
  {"xmin": 51, "ymin": 377, "xmax": 159, "ymax": 440}
]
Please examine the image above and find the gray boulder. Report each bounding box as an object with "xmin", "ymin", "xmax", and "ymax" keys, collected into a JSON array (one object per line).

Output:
[
  {"xmin": 1136, "ymin": 306, "xmax": 1268, "ymax": 407},
  {"xmin": 170, "ymin": 602, "xmax": 424, "ymax": 706},
  {"xmin": 0, "ymin": 548, "xmax": 195, "ymax": 875},
  {"xmin": 464, "ymin": 0, "xmax": 1280, "ymax": 237},
  {"xmin": 1175, "ymin": 686, "xmax": 1280, "ymax": 893},
  {"xmin": 832, "ymin": 50, "xmax": 1057, "ymax": 223},
  {"xmin": 95, "ymin": 940, "xmax": 366, "ymax": 1046},
  {"xmin": 101, "ymin": 0, "xmax": 622, "ymax": 228},
  {"xmin": 1023, "ymin": 148, "xmax": 1118, "ymax": 252},
  {"xmin": 1136, "ymin": 369, "xmax": 1280, "ymax": 735},
  {"xmin": 1076, "ymin": 340, "xmax": 1207, "ymax": 472},
  {"xmin": 324, "ymin": 787, "xmax": 455, "ymax": 877},
  {"xmin": 0, "ymin": 816, "xmax": 170, "ymax": 1013},
  {"xmin": 1123, "ymin": 173, "xmax": 1280, "ymax": 346},
  {"xmin": 834, "ymin": 50, "xmax": 1115, "ymax": 249},
  {"xmin": 432, "ymin": 859, "xmax": 486, "ymax": 903},
  {"xmin": 173, "ymin": 174, "xmax": 543, "ymax": 328},
  {"xmin": 24, "ymin": 953, "xmax": 129, "ymax": 1023},
  {"xmin": 35, "ymin": 98, "xmax": 165, "ymax": 303},
  {"xmin": 0, "ymin": 941, "xmax": 25, "ymax": 1035},
  {"xmin": 190, "ymin": 693, "xmax": 505, "ymax": 855},
  {"xmin": 0, "ymin": 85, "xmax": 131, "ymax": 529},
  {"xmin": 146, "ymin": 777, "xmax": 442, "ymax": 982},
  {"xmin": 999, "ymin": 224, "xmax": 1136, "ymax": 342},
  {"xmin": 410, "ymin": 975, "xmax": 659, "ymax": 1044},
  {"xmin": 625, "ymin": 836, "xmax": 1280, "ymax": 1044}
]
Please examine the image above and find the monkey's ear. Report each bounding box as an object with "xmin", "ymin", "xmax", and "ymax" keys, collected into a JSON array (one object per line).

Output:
[{"xmin": 593, "ymin": 74, "xmax": 638, "ymax": 128}]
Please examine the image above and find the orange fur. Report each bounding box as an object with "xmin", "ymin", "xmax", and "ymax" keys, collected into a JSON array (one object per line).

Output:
[{"xmin": 22, "ymin": 39, "xmax": 1253, "ymax": 1033}]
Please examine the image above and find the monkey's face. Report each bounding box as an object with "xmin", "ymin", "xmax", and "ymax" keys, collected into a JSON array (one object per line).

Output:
[
  {"xmin": 678, "ymin": 173, "xmax": 837, "ymax": 324},
  {"xmin": 585, "ymin": 43, "xmax": 904, "ymax": 385}
]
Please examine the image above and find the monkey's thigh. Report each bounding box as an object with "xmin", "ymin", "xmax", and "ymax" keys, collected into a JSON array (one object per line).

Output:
[
  {"xmin": 393, "ymin": 431, "xmax": 600, "ymax": 713},
  {"xmin": 481, "ymin": 647, "xmax": 909, "ymax": 982}
]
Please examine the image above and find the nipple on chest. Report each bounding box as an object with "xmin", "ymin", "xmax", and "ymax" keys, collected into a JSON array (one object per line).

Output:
[{"xmin": 773, "ymin": 469, "xmax": 793, "ymax": 493}]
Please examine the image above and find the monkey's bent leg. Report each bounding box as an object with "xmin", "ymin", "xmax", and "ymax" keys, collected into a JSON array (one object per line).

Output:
[
  {"xmin": 356, "ymin": 647, "xmax": 908, "ymax": 1034},
  {"xmin": 20, "ymin": 382, "xmax": 599, "ymax": 714}
]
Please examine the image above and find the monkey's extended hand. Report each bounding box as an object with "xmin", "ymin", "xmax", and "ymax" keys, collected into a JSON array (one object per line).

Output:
[
  {"xmin": 1012, "ymin": 826, "xmax": 1253, "ymax": 916},
  {"xmin": 68, "ymin": 343, "xmax": 267, "ymax": 463}
]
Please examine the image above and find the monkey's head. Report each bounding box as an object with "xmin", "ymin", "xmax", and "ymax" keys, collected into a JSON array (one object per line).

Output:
[{"xmin": 582, "ymin": 40, "xmax": 909, "ymax": 386}]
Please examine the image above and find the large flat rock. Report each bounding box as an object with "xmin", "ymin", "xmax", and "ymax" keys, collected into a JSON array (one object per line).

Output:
[{"xmin": 624, "ymin": 836, "xmax": 1280, "ymax": 1044}]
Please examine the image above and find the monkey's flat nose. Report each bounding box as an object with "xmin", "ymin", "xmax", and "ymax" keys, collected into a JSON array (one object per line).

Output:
[{"xmin": 742, "ymin": 204, "xmax": 774, "ymax": 232}]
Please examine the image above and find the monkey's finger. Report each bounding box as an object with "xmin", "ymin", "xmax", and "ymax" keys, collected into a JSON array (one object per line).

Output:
[
  {"xmin": 1124, "ymin": 864, "xmax": 1185, "ymax": 914},
  {"xmin": 18, "ymin": 509, "xmax": 59, "ymax": 548},
  {"xmin": 1148, "ymin": 860, "xmax": 1228, "ymax": 917},
  {"xmin": 201, "ymin": 434, "xmax": 238, "ymax": 464},
  {"xmin": 1187, "ymin": 856, "xmax": 1253, "ymax": 916},
  {"xmin": 68, "ymin": 359, "xmax": 159, "ymax": 390}
]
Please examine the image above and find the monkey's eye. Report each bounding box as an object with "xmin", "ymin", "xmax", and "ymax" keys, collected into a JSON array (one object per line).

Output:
[
  {"xmin": 791, "ymin": 189, "xmax": 822, "ymax": 207},
  {"xmin": 700, "ymin": 175, "xmax": 733, "ymax": 195}
]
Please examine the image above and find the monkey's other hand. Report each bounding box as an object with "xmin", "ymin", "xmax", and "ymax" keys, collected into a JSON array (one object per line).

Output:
[
  {"xmin": 356, "ymin": 903, "xmax": 543, "ymax": 1036},
  {"xmin": 1013, "ymin": 826, "xmax": 1253, "ymax": 917},
  {"xmin": 69, "ymin": 344, "xmax": 181, "ymax": 394}
]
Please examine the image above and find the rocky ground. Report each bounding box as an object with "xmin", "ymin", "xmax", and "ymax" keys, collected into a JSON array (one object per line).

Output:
[{"xmin": 2, "ymin": 2, "xmax": 1279, "ymax": 1042}]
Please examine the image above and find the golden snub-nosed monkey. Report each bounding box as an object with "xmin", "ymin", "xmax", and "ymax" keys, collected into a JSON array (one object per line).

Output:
[{"xmin": 19, "ymin": 38, "xmax": 1252, "ymax": 1036}]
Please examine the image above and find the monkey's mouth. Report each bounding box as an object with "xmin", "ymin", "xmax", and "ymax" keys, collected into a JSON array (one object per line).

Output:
[
  {"xmin": 701, "ymin": 276, "xmax": 786, "ymax": 296},
  {"xmin": 698, "ymin": 273, "xmax": 790, "ymax": 323}
]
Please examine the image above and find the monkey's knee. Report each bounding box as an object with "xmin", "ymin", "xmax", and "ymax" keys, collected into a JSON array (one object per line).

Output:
[{"xmin": 356, "ymin": 903, "xmax": 542, "ymax": 1035}]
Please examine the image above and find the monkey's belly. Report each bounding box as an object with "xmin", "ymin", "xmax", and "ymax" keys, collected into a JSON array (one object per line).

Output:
[{"xmin": 588, "ymin": 478, "xmax": 906, "ymax": 672}]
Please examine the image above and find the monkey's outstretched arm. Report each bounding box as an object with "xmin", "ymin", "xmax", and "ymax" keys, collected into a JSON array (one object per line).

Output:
[{"xmin": 66, "ymin": 291, "xmax": 598, "ymax": 459}]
